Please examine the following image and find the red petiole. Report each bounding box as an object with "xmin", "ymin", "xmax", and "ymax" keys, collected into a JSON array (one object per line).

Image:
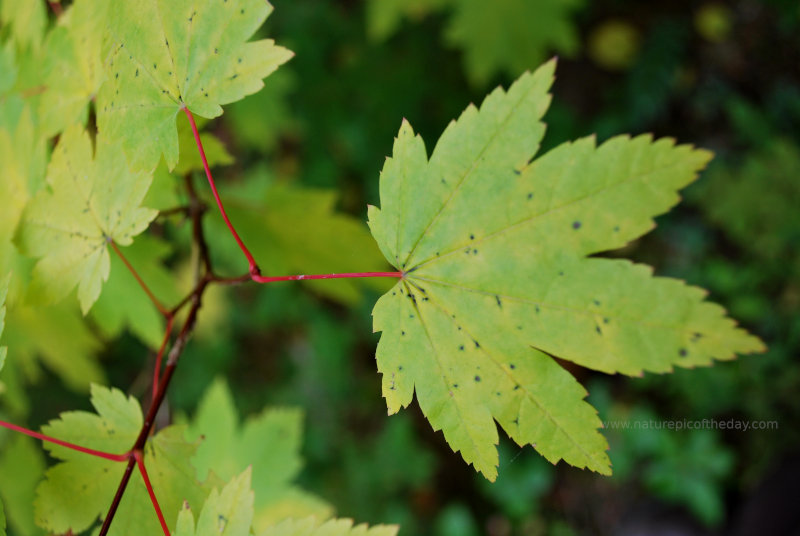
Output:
[
  {"xmin": 0, "ymin": 419, "xmax": 129, "ymax": 462},
  {"xmin": 134, "ymin": 450, "xmax": 170, "ymax": 536},
  {"xmin": 251, "ymin": 271, "xmax": 402, "ymax": 283},
  {"xmin": 183, "ymin": 106, "xmax": 260, "ymax": 275}
]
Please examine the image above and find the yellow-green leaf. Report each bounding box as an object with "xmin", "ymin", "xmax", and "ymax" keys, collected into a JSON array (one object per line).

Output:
[
  {"xmin": 97, "ymin": 0, "xmax": 293, "ymax": 171},
  {"xmin": 33, "ymin": 385, "xmax": 210, "ymax": 535},
  {"xmin": 38, "ymin": 0, "xmax": 108, "ymax": 136},
  {"xmin": 367, "ymin": 61, "xmax": 764, "ymax": 480},
  {"xmin": 175, "ymin": 469, "xmax": 254, "ymax": 536},
  {"xmin": 185, "ymin": 379, "xmax": 331, "ymax": 531},
  {"xmin": 16, "ymin": 125, "xmax": 156, "ymax": 313}
]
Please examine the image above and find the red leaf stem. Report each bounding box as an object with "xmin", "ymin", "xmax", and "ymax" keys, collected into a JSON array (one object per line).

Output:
[
  {"xmin": 183, "ymin": 107, "xmax": 260, "ymax": 274},
  {"xmin": 0, "ymin": 419, "xmax": 129, "ymax": 462},
  {"xmin": 152, "ymin": 316, "xmax": 174, "ymax": 404},
  {"xmin": 134, "ymin": 450, "xmax": 171, "ymax": 536},
  {"xmin": 251, "ymin": 271, "xmax": 403, "ymax": 283},
  {"xmin": 110, "ymin": 240, "xmax": 170, "ymax": 317}
]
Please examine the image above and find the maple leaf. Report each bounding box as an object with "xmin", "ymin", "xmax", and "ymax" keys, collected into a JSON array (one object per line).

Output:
[
  {"xmin": 184, "ymin": 378, "xmax": 331, "ymax": 532},
  {"xmin": 15, "ymin": 125, "xmax": 157, "ymax": 314},
  {"xmin": 175, "ymin": 469, "xmax": 254, "ymax": 536},
  {"xmin": 38, "ymin": 0, "xmax": 108, "ymax": 137},
  {"xmin": 96, "ymin": 0, "xmax": 293, "ymax": 171},
  {"xmin": 258, "ymin": 517, "xmax": 398, "ymax": 536},
  {"xmin": 0, "ymin": 497, "xmax": 4, "ymax": 536},
  {"xmin": 367, "ymin": 61, "xmax": 765, "ymax": 480},
  {"xmin": 445, "ymin": 0, "xmax": 584, "ymax": 84},
  {"xmin": 33, "ymin": 385, "xmax": 210, "ymax": 535}
]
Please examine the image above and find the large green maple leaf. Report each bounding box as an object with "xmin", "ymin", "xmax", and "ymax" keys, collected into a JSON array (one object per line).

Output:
[
  {"xmin": 15, "ymin": 125, "xmax": 156, "ymax": 314},
  {"xmin": 96, "ymin": 0, "xmax": 293, "ymax": 171},
  {"xmin": 34, "ymin": 385, "xmax": 210, "ymax": 535},
  {"xmin": 184, "ymin": 378, "xmax": 330, "ymax": 532},
  {"xmin": 367, "ymin": 61, "xmax": 764, "ymax": 481}
]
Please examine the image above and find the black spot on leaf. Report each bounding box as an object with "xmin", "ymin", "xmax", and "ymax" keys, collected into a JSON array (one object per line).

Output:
[{"xmin": 572, "ymin": 221, "xmax": 581, "ymax": 229}]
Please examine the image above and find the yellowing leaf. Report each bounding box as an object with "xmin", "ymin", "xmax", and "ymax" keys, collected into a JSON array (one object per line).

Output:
[
  {"xmin": 97, "ymin": 0, "xmax": 293, "ymax": 171},
  {"xmin": 367, "ymin": 61, "xmax": 764, "ymax": 480},
  {"xmin": 175, "ymin": 469, "xmax": 254, "ymax": 536},
  {"xmin": 258, "ymin": 517, "xmax": 398, "ymax": 536},
  {"xmin": 33, "ymin": 385, "xmax": 210, "ymax": 535},
  {"xmin": 16, "ymin": 125, "xmax": 157, "ymax": 313},
  {"xmin": 34, "ymin": 385, "xmax": 142, "ymax": 533},
  {"xmin": 38, "ymin": 0, "xmax": 108, "ymax": 136}
]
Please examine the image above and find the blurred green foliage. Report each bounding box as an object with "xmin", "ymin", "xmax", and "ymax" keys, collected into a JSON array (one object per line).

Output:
[{"xmin": 1, "ymin": 0, "xmax": 799, "ymax": 534}]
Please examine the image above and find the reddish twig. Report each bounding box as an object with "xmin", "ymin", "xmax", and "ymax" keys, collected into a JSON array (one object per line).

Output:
[
  {"xmin": 134, "ymin": 450, "xmax": 170, "ymax": 536},
  {"xmin": 183, "ymin": 107, "xmax": 260, "ymax": 275},
  {"xmin": 98, "ymin": 458, "xmax": 137, "ymax": 535},
  {"xmin": 99, "ymin": 291, "xmax": 204, "ymax": 536},
  {"xmin": 0, "ymin": 420, "xmax": 129, "ymax": 462},
  {"xmin": 251, "ymin": 271, "xmax": 403, "ymax": 283},
  {"xmin": 151, "ymin": 316, "xmax": 174, "ymax": 404},
  {"xmin": 110, "ymin": 240, "xmax": 170, "ymax": 317}
]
